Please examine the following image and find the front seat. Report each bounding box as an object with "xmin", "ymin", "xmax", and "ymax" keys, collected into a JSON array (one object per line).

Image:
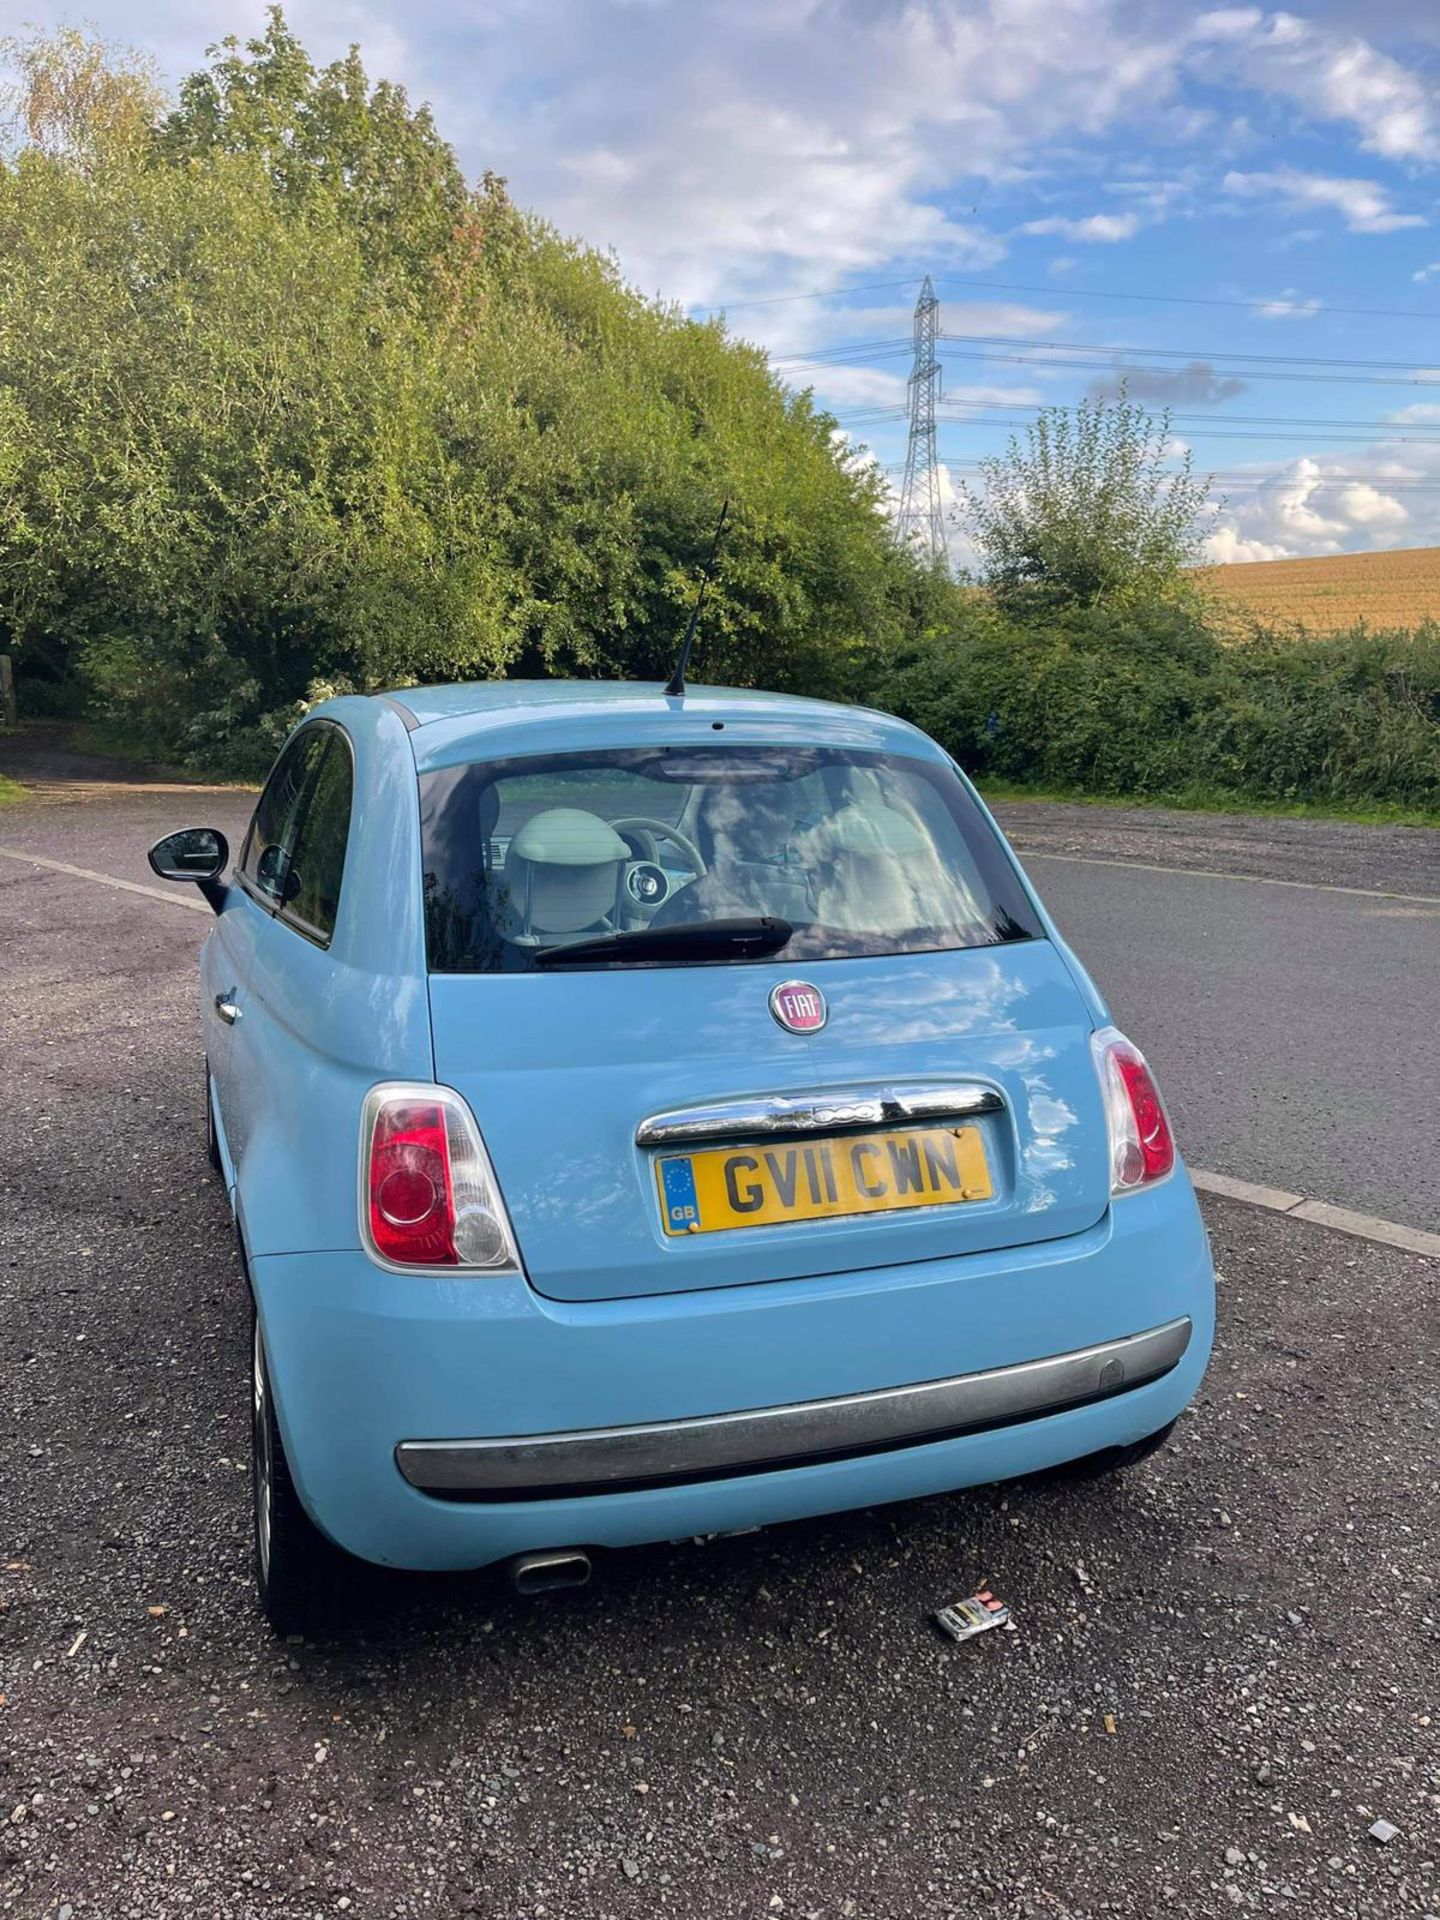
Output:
[{"xmin": 501, "ymin": 808, "xmax": 630, "ymax": 944}]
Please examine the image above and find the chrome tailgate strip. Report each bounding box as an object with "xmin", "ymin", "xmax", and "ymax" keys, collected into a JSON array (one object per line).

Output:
[
  {"xmin": 635, "ymin": 1081, "xmax": 1003, "ymax": 1148},
  {"xmin": 396, "ymin": 1317, "xmax": 1191, "ymax": 1500}
]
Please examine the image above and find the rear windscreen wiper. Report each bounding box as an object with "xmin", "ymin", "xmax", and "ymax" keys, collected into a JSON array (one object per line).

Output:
[{"xmin": 532, "ymin": 916, "xmax": 793, "ymax": 968}]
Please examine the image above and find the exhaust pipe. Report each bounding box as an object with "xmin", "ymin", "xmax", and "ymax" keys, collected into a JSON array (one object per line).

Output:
[{"xmin": 506, "ymin": 1548, "xmax": 592, "ymax": 1595}]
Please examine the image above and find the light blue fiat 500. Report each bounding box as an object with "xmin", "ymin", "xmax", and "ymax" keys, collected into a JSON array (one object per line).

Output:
[{"xmin": 149, "ymin": 681, "xmax": 1214, "ymax": 1631}]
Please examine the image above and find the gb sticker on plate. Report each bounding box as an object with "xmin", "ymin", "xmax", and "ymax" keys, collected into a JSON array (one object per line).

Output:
[{"xmin": 660, "ymin": 1156, "xmax": 702, "ymax": 1235}]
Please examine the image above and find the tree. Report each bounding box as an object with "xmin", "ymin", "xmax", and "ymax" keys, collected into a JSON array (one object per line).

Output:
[
  {"xmin": 961, "ymin": 391, "xmax": 1216, "ymax": 616},
  {"xmin": 0, "ymin": 24, "xmax": 161, "ymax": 164},
  {"xmin": 157, "ymin": 8, "xmax": 470, "ymax": 300},
  {"xmin": 0, "ymin": 17, "xmax": 943, "ymax": 772}
]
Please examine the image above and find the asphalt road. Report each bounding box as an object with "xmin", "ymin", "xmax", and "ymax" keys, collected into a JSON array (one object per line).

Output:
[
  {"xmin": 2, "ymin": 742, "xmax": 1437, "ymax": 1231},
  {"xmin": 1, "ymin": 744, "xmax": 1438, "ymax": 1918},
  {"xmin": 1005, "ymin": 838, "xmax": 1440, "ymax": 1234}
]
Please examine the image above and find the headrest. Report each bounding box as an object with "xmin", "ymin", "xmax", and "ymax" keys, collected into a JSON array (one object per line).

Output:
[{"xmin": 509, "ymin": 808, "xmax": 629, "ymax": 867}]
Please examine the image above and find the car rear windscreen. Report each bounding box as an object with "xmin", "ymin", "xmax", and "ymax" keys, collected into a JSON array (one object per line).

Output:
[{"xmin": 418, "ymin": 744, "xmax": 1041, "ymax": 973}]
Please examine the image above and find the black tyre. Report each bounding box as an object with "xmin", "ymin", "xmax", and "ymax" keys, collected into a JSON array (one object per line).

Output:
[
  {"xmin": 205, "ymin": 1062, "xmax": 222, "ymax": 1173},
  {"xmin": 251, "ymin": 1306, "xmax": 348, "ymax": 1634},
  {"xmin": 1055, "ymin": 1416, "xmax": 1178, "ymax": 1483}
]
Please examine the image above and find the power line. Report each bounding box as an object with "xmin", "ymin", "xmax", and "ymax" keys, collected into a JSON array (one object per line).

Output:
[
  {"xmin": 936, "ymin": 346, "xmax": 1440, "ymax": 391},
  {"xmin": 836, "ymin": 400, "xmax": 1440, "ymax": 428},
  {"xmin": 773, "ymin": 344, "xmax": 1440, "ymax": 392},
  {"xmin": 694, "ymin": 269, "xmax": 1440, "ymax": 326},
  {"xmin": 834, "ymin": 403, "xmax": 1440, "ymax": 446},
  {"xmin": 934, "ymin": 275, "xmax": 1440, "ymax": 326},
  {"xmin": 692, "ymin": 278, "xmax": 921, "ymax": 315},
  {"xmin": 769, "ymin": 339, "xmax": 912, "ymax": 368},
  {"xmin": 939, "ymin": 333, "xmax": 1439, "ymax": 374},
  {"xmin": 777, "ymin": 332, "xmax": 1440, "ymax": 374},
  {"xmin": 878, "ymin": 461, "xmax": 1440, "ymax": 489}
]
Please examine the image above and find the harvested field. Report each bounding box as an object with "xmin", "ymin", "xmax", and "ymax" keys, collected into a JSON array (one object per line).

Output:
[{"xmin": 1199, "ymin": 545, "xmax": 1440, "ymax": 632}]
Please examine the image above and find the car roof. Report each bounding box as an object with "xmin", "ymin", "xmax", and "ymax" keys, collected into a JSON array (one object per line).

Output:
[{"xmin": 372, "ymin": 680, "xmax": 944, "ymax": 773}]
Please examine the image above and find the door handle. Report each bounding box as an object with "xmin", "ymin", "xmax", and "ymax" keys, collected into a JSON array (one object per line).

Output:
[{"xmin": 215, "ymin": 991, "xmax": 242, "ymax": 1026}]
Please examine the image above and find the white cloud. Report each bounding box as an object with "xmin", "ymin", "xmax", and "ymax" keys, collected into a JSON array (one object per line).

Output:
[
  {"xmin": 1203, "ymin": 525, "xmax": 1296, "ymax": 564},
  {"xmin": 39, "ymin": 0, "xmax": 1209, "ymax": 314},
  {"xmin": 1020, "ymin": 212, "xmax": 1142, "ymax": 243},
  {"xmin": 1255, "ymin": 290, "xmax": 1323, "ymax": 317},
  {"xmin": 1192, "ymin": 8, "xmax": 1440, "ymax": 162},
  {"xmin": 1205, "ymin": 453, "xmax": 1419, "ymax": 560},
  {"xmin": 1413, "ymin": 261, "xmax": 1440, "ymax": 282},
  {"xmin": 387, "ymin": 0, "xmax": 1206, "ymax": 311},
  {"xmin": 1222, "ymin": 166, "xmax": 1425, "ymax": 232},
  {"xmin": 943, "ymin": 302, "xmax": 1066, "ymax": 338},
  {"xmin": 796, "ymin": 365, "xmax": 909, "ymax": 408},
  {"xmin": 1386, "ymin": 402, "xmax": 1440, "ymax": 423},
  {"xmin": 33, "ymin": 0, "xmax": 1440, "ymax": 323},
  {"xmin": 1337, "ymin": 481, "xmax": 1409, "ymax": 526},
  {"xmin": 1104, "ymin": 168, "xmax": 1204, "ymax": 216}
]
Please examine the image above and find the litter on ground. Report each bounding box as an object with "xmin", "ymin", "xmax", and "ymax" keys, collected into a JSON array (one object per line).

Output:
[{"xmin": 932, "ymin": 1589, "xmax": 1011, "ymax": 1644}]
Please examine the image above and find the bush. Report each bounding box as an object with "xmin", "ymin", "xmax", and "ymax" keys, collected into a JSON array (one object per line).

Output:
[
  {"xmin": 962, "ymin": 392, "xmax": 1213, "ymax": 616},
  {"xmin": 0, "ymin": 16, "xmax": 929, "ymax": 776},
  {"xmin": 879, "ymin": 603, "xmax": 1440, "ymax": 813}
]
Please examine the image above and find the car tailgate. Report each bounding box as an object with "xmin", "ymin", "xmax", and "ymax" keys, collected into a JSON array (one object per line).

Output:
[{"xmin": 428, "ymin": 939, "xmax": 1111, "ymax": 1302}]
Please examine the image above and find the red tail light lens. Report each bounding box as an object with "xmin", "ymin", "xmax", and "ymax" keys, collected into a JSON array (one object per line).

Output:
[
  {"xmin": 360, "ymin": 1085, "xmax": 520, "ymax": 1272},
  {"xmin": 367, "ymin": 1100, "xmax": 457, "ymax": 1265},
  {"xmin": 1091, "ymin": 1028, "xmax": 1175, "ymax": 1193}
]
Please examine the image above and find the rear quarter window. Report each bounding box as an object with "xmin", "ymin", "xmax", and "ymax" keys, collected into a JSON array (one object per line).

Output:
[
  {"xmin": 238, "ymin": 729, "xmax": 328, "ymax": 908},
  {"xmin": 284, "ymin": 734, "xmax": 354, "ymax": 944}
]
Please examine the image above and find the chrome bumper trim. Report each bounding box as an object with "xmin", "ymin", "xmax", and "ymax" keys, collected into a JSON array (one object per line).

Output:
[
  {"xmin": 395, "ymin": 1317, "xmax": 1191, "ymax": 1500},
  {"xmin": 635, "ymin": 1081, "xmax": 1004, "ymax": 1148}
]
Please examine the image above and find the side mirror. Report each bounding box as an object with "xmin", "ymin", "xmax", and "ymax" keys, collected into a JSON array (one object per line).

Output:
[{"xmin": 148, "ymin": 827, "xmax": 230, "ymax": 914}]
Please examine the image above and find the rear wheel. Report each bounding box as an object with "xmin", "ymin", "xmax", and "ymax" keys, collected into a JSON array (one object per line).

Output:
[{"xmin": 251, "ymin": 1308, "xmax": 347, "ymax": 1633}]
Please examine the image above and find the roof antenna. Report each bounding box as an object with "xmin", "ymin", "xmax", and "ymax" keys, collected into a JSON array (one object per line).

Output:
[{"xmin": 665, "ymin": 499, "xmax": 729, "ymax": 698}]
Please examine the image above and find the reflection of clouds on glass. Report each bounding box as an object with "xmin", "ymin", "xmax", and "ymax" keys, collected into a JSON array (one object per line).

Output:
[
  {"xmin": 797, "ymin": 801, "xmax": 985, "ymax": 934},
  {"xmin": 705, "ymin": 784, "xmax": 750, "ymax": 843}
]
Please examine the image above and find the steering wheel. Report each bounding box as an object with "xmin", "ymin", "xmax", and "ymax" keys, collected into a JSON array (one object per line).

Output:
[{"xmin": 608, "ymin": 817, "xmax": 708, "ymax": 877}]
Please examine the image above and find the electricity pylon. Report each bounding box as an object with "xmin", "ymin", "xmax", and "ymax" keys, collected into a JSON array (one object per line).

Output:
[{"xmin": 895, "ymin": 275, "xmax": 949, "ymax": 567}]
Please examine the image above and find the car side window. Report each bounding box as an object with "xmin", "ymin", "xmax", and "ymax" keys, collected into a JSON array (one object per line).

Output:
[
  {"xmin": 283, "ymin": 733, "xmax": 353, "ymax": 944},
  {"xmin": 239, "ymin": 730, "xmax": 328, "ymax": 909}
]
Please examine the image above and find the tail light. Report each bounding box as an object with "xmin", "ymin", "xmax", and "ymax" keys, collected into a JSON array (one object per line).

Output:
[
  {"xmin": 1091, "ymin": 1027, "xmax": 1175, "ymax": 1193},
  {"xmin": 360, "ymin": 1084, "xmax": 521, "ymax": 1273}
]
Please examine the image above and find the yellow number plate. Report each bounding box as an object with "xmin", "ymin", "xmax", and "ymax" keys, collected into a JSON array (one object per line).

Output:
[{"xmin": 656, "ymin": 1126, "xmax": 993, "ymax": 1236}]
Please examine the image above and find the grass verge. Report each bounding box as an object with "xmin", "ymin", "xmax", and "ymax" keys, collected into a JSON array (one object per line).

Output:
[
  {"xmin": 0, "ymin": 772, "xmax": 27, "ymax": 805},
  {"xmin": 973, "ymin": 776, "xmax": 1440, "ymax": 830}
]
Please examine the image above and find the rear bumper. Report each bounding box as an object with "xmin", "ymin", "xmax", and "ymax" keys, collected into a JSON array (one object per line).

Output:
[
  {"xmin": 396, "ymin": 1317, "xmax": 1192, "ymax": 1499},
  {"xmin": 251, "ymin": 1172, "xmax": 1215, "ymax": 1571}
]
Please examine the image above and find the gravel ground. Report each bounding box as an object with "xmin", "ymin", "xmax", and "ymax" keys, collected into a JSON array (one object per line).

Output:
[
  {"xmin": 1, "ymin": 756, "xmax": 1438, "ymax": 1919},
  {"xmin": 989, "ymin": 799, "xmax": 1439, "ymax": 902}
]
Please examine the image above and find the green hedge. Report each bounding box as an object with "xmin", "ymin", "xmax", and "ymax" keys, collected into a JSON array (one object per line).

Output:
[
  {"xmin": 877, "ymin": 600, "xmax": 1440, "ymax": 814},
  {"xmin": 1, "ymin": 19, "xmax": 943, "ymax": 780}
]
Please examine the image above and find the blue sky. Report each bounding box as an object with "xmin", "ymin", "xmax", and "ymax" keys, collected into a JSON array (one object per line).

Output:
[{"xmin": 17, "ymin": 0, "xmax": 1440, "ymax": 561}]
